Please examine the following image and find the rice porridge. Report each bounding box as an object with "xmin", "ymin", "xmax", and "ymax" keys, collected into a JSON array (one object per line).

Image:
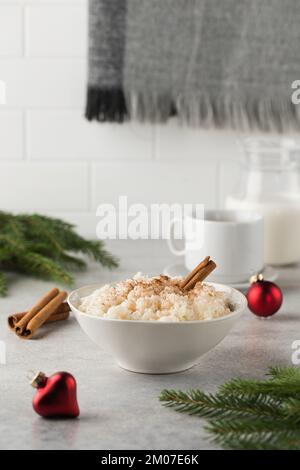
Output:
[{"xmin": 78, "ymin": 274, "xmax": 233, "ymax": 322}]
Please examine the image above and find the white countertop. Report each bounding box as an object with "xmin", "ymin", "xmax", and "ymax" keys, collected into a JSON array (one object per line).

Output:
[{"xmin": 0, "ymin": 240, "xmax": 299, "ymax": 450}]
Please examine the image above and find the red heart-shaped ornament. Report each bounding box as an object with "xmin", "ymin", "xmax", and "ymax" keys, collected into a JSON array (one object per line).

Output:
[{"xmin": 31, "ymin": 371, "xmax": 80, "ymax": 418}]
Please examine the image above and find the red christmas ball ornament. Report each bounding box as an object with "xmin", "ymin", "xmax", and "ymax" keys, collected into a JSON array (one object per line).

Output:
[
  {"xmin": 247, "ymin": 274, "xmax": 283, "ymax": 318},
  {"xmin": 31, "ymin": 371, "xmax": 80, "ymax": 418}
]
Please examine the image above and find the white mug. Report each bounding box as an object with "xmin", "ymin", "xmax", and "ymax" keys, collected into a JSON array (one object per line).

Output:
[{"xmin": 168, "ymin": 210, "xmax": 264, "ymax": 283}]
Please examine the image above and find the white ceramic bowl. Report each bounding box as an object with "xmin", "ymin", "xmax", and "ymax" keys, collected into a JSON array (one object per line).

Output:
[{"xmin": 68, "ymin": 282, "xmax": 247, "ymax": 374}]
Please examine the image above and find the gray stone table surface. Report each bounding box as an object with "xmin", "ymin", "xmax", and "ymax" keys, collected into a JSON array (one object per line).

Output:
[{"xmin": 0, "ymin": 240, "xmax": 300, "ymax": 450}]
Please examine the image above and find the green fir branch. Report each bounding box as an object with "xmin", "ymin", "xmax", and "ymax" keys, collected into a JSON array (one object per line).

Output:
[
  {"xmin": 220, "ymin": 366, "xmax": 300, "ymax": 399},
  {"xmin": 0, "ymin": 211, "xmax": 118, "ymax": 295},
  {"xmin": 0, "ymin": 271, "xmax": 8, "ymax": 296},
  {"xmin": 209, "ymin": 424, "xmax": 300, "ymax": 451},
  {"xmin": 79, "ymin": 239, "xmax": 119, "ymax": 268},
  {"xmin": 14, "ymin": 251, "xmax": 74, "ymax": 285},
  {"xmin": 159, "ymin": 367, "xmax": 300, "ymax": 450},
  {"xmin": 159, "ymin": 389, "xmax": 283, "ymax": 420},
  {"xmin": 18, "ymin": 213, "xmax": 118, "ymax": 268}
]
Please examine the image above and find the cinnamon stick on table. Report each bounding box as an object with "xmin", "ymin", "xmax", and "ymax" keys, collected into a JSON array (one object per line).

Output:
[
  {"xmin": 7, "ymin": 302, "xmax": 70, "ymax": 330},
  {"xmin": 15, "ymin": 287, "xmax": 59, "ymax": 335},
  {"xmin": 16, "ymin": 291, "xmax": 68, "ymax": 339}
]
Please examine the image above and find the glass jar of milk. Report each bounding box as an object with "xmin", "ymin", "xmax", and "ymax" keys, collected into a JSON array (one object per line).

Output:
[{"xmin": 226, "ymin": 138, "xmax": 300, "ymax": 266}]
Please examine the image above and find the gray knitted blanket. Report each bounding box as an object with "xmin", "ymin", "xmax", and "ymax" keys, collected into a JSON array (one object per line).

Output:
[{"xmin": 86, "ymin": 0, "xmax": 300, "ymax": 131}]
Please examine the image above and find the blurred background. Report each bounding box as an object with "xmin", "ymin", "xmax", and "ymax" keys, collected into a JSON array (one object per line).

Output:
[{"xmin": 0, "ymin": 0, "xmax": 278, "ymax": 237}]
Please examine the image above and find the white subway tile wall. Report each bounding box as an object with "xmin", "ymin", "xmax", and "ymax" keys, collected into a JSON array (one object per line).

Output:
[
  {"xmin": 91, "ymin": 162, "xmax": 217, "ymax": 209},
  {"xmin": 0, "ymin": 163, "xmax": 89, "ymax": 211},
  {"xmin": 0, "ymin": 111, "xmax": 23, "ymax": 159},
  {"xmin": 0, "ymin": 1, "xmax": 267, "ymax": 236},
  {"xmin": 0, "ymin": 59, "xmax": 86, "ymax": 107},
  {"xmin": 25, "ymin": 5, "xmax": 87, "ymax": 57},
  {"xmin": 0, "ymin": 6, "xmax": 22, "ymax": 56},
  {"xmin": 27, "ymin": 112, "xmax": 153, "ymax": 160}
]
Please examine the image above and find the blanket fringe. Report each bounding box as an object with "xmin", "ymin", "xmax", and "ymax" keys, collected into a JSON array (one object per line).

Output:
[
  {"xmin": 85, "ymin": 87, "xmax": 128, "ymax": 123},
  {"xmin": 128, "ymin": 92, "xmax": 300, "ymax": 132},
  {"xmin": 86, "ymin": 88, "xmax": 300, "ymax": 132}
]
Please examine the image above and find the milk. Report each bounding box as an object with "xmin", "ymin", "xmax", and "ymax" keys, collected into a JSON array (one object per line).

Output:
[{"xmin": 226, "ymin": 194, "xmax": 300, "ymax": 265}]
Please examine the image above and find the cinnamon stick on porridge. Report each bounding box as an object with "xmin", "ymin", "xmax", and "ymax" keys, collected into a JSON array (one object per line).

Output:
[
  {"xmin": 181, "ymin": 256, "xmax": 216, "ymax": 291},
  {"xmin": 78, "ymin": 258, "xmax": 232, "ymax": 322}
]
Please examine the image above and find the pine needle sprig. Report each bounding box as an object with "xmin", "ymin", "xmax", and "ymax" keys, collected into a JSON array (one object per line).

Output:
[
  {"xmin": 210, "ymin": 427, "xmax": 300, "ymax": 451},
  {"xmin": 207, "ymin": 415, "xmax": 298, "ymax": 437},
  {"xmin": 220, "ymin": 366, "xmax": 300, "ymax": 399},
  {"xmin": 18, "ymin": 213, "xmax": 118, "ymax": 268},
  {"xmin": 160, "ymin": 389, "xmax": 283, "ymax": 420},
  {"xmin": 14, "ymin": 251, "xmax": 74, "ymax": 285},
  {"xmin": 0, "ymin": 271, "xmax": 7, "ymax": 296},
  {"xmin": 0, "ymin": 211, "xmax": 118, "ymax": 295},
  {"xmin": 159, "ymin": 367, "xmax": 300, "ymax": 450}
]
